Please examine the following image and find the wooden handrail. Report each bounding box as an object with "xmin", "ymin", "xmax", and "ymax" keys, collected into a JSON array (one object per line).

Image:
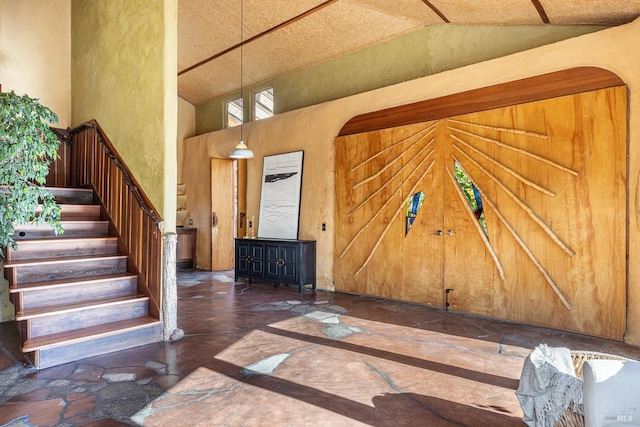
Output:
[
  {"xmin": 69, "ymin": 121, "xmax": 162, "ymax": 223},
  {"xmin": 69, "ymin": 120, "xmax": 163, "ymax": 318}
]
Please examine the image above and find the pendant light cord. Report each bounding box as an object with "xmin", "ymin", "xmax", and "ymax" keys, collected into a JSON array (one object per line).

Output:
[{"xmin": 229, "ymin": 0, "xmax": 253, "ymax": 158}]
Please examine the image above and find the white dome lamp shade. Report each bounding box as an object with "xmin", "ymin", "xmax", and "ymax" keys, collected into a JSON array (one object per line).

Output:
[{"xmin": 230, "ymin": 140, "xmax": 253, "ymax": 159}]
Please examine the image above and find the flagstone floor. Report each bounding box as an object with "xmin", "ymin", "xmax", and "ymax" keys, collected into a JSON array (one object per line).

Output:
[{"xmin": 1, "ymin": 269, "xmax": 640, "ymax": 426}]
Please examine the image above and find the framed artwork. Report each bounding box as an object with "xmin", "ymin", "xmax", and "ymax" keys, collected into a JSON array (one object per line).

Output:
[{"xmin": 258, "ymin": 151, "xmax": 304, "ymax": 239}]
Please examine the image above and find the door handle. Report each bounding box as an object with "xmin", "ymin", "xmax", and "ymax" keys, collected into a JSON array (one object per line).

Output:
[
  {"xmin": 447, "ymin": 230, "xmax": 455, "ymax": 235},
  {"xmin": 433, "ymin": 230, "xmax": 443, "ymax": 236},
  {"xmin": 212, "ymin": 211, "xmax": 218, "ymax": 227}
]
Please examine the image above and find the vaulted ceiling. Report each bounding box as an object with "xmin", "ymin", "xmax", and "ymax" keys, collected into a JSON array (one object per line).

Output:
[{"xmin": 178, "ymin": 0, "xmax": 640, "ymax": 106}]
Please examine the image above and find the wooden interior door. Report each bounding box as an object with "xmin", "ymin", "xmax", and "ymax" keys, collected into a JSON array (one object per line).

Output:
[
  {"xmin": 401, "ymin": 121, "xmax": 445, "ymax": 306},
  {"xmin": 451, "ymin": 87, "xmax": 628, "ymax": 339},
  {"xmin": 441, "ymin": 162, "xmax": 496, "ymax": 316},
  {"xmin": 211, "ymin": 158, "xmax": 235, "ymax": 271},
  {"xmin": 335, "ymin": 126, "xmax": 406, "ymax": 299},
  {"xmin": 335, "ymin": 85, "xmax": 627, "ymax": 339}
]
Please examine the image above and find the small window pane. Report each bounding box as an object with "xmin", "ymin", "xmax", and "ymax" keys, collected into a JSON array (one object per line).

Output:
[
  {"xmin": 227, "ymin": 98, "xmax": 243, "ymax": 128},
  {"xmin": 405, "ymin": 191, "xmax": 426, "ymax": 235},
  {"xmin": 254, "ymin": 87, "xmax": 273, "ymax": 120},
  {"xmin": 454, "ymin": 161, "xmax": 487, "ymax": 236}
]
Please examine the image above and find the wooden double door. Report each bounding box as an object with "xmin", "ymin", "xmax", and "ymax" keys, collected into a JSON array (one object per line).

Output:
[{"xmin": 335, "ymin": 86, "xmax": 627, "ymax": 339}]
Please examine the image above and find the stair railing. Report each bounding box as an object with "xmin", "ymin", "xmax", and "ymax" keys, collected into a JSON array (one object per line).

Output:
[
  {"xmin": 69, "ymin": 120, "xmax": 162, "ymax": 318},
  {"xmin": 47, "ymin": 128, "xmax": 73, "ymax": 187}
]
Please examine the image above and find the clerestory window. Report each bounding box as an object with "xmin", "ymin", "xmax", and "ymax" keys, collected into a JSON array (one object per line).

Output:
[
  {"xmin": 226, "ymin": 97, "xmax": 243, "ymax": 128},
  {"xmin": 253, "ymin": 87, "xmax": 273, "ymax": 120}
]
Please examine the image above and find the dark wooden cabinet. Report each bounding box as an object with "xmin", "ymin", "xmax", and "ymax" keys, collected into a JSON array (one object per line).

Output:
[
  {"xmin": 176, "ymin": 227, "xmax": 197, "ymax": 268},
  {"xmin": 235, "ymin": 238, "xmax": 316, "ymax": 291}
]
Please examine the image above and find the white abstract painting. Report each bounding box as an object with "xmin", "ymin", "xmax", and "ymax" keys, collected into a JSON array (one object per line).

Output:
[{"xmin": 258, "ymin": 151, "xmax": 304, "ymax": 239}]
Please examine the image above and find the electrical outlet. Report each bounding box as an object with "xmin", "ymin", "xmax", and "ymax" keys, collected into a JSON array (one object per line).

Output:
[{"xmin": 322, "ymin": 223, "xmax": 326, "ymax": 231}]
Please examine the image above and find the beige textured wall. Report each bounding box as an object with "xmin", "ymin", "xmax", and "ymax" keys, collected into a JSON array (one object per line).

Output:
[
  {"xmin": 0, "ymin": 0, "xmax": 72, "ymax": 322},
  {"xmin": 0, "ymin": 0, "xmax": 71, "ymax": 127},
  {"xmin": 71, "ymin": 0, "xmax": 177, "ymax": 231},
  {"xmin": 184, "ymin": 19, "xmax": 640, "ymax": 344}
]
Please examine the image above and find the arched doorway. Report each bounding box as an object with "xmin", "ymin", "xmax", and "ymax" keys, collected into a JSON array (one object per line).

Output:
[{"xmin": 335, "ymin": 68, "xmax": 628, "ymax": 339}]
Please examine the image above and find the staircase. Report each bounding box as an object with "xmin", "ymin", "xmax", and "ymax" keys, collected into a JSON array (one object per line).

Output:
[{"xmin": 2, "ymin": 187, "xmax": 162, "ymax": 369}]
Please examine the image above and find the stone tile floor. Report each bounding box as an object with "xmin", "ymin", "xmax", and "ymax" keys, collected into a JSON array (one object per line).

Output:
[{"xmin": 1, "ymin": 269, "xmax": 640, "ymax": 426}]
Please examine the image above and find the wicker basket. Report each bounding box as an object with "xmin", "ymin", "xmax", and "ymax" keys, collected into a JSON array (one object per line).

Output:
[{"xmin": 555, "ymin": 350, "xmax": 633, "ymax": 427}]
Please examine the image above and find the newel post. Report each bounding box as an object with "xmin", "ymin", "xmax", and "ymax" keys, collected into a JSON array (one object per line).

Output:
[{"xmin": 162, "ymin": 233, "xmax": 183, "ymax": 341}]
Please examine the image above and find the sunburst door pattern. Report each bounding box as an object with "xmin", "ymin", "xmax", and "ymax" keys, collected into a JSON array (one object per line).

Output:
[{"xmin": 335, "ymin": 87, "xmax": 627, "ymax": 339}]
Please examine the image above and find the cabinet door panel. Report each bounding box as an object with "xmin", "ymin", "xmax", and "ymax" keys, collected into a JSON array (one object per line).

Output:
[
  {"xmin": 250, "ymin": 244, "xmax": 264, "ymax": 275},
  {"xmin": 280, "ymin": 244, "xmax": 298, "ymax": 282},
  {"xmin": 265, "ymin": 244, "xmax": 281, "ymax": 279},
  {"xmin": 236, "ymin": 242, "xmax": 250, "ymax": 274}
]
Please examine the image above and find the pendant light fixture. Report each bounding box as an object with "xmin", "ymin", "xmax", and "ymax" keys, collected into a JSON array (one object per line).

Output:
[{"xmin": 230, "ymin": 0, "xmax": 254, "ymax": 159}]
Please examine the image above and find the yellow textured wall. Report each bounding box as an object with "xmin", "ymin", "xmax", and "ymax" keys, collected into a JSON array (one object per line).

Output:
[
  {"xmin": 71, "ymin": 0, "xmax": 177, "ymax": 230},
  {"xmin": 184, "ymin": 19, "xmax": 640, "ymax": 344},
  {"xmin": 0, "ymin": 0, "xmax": 71, "ymax": 127}
]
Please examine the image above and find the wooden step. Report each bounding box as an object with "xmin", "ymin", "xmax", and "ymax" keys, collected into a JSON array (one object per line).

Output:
[
  {"xmin": 10, "ymin": 273, "xmax": 138, "ymax": 310},
  {"xmin": 19, "ymin": 295, "xmax": 150, "ymax": 338},
  {"xmin": 48, "ymin": 187, "xmax": 94, "ymax": 205},
  {"xmin": 23, "ymin": 317, "xmax": 162, "ymax": 369},
  {"xmin": 12, "ymin": 220, "xmax": 110, "ymax": 240},
  {"xmin": 0, "ymin": 186, "xmax": 93, "ymax": 204},
  {"xmin": 23, "ymin": 316, "xmax": 161, "ymax": 351},
  {"xmin": 17, "ymin": 293, "xmax": 148, "ymax": 321},
  {"xmin": 3, "ymin": 185, "xmax": 161, "ymax": 370},
  {"xmin": 5, "ymin": 237, "xmax": 118, "ymax": 262},
  {"xmin": 4, "ymin": 254, "xmax": 128, "ymax": 285},
  {"xmin": 37, "ymin": 204, "xmax": 101, "ymax": 220}
]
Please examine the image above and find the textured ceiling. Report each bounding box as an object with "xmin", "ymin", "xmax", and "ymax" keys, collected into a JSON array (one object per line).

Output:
[{"xmin": 178, "ymin": 0, "xmax": 640, "ymax": 106}]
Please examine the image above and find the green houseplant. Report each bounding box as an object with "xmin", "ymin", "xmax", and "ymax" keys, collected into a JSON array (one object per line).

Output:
[{"xmin": 0, "ymin": 90, "xmax": 62, "ymax": 255}]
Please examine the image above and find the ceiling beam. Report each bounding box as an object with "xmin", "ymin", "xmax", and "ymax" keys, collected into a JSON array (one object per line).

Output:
[
  {"xmin": 178, "ymin": 0, "xmax": 339, "ymax": 77},
  {"xmin": 420, "ymin": 0, "xmax": 449, "ymax": 23},
  {"xmin": 530, "ymin": 0, "xmax": 550, "ymax": 23}
]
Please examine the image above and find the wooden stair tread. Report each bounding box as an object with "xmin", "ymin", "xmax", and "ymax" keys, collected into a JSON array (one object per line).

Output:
[
  {"xmin": 15, "ymin": 220, "xmax": 109, "ymax": 227},
  {"xmin": 12, "ymin": 235, "xmax": 118, "ymax": 244},
  {"xmin": 3, "ymin": 253, "xmax": 127, "ymax": 268},
  {"xmin": 9, "ymin": 272, "xmax": 136, "ymax": 293},
  {"xmin": 12, "ymin": 236, "xmax": 117, "ymax": 245},
  {"xmin": 48, "ymin": 187, "xmax": 94, "ymax": 204},
  {"xmin": 37, "ymin": 204, "xmax": 101, "ymax": 219},
  {"xmin": 38, "ymin": 203, "xmax": 99, "ymax": 209},
  {"xmin": 16, "ymin": 293, "xmax": 149, "ymax": 320},
  {"xmin": 22, "ymin": 316, "xmax": 160, "ymax": 352},
  {"xmin": 46, "ymin": 186, "xmax": 93, "ymax": 193}
]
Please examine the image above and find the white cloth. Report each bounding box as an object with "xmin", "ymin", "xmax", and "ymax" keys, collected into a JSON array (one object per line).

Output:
[{"xmin": 516, "ymin": 344, "xmax": 583, "ymax": 427}]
